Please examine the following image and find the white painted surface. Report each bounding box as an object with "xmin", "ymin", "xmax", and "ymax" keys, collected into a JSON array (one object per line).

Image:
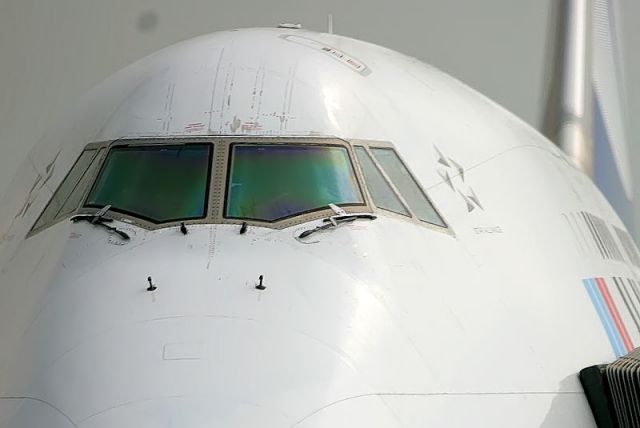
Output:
[{"xmin": 0, "ymin": 27, "xmax": 637, "ymax": 426}]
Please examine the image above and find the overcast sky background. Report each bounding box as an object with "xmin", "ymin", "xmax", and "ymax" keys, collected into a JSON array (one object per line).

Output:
[{"xmin": 0, "ymin": 0, "xmax": 638, "ymax": 232}]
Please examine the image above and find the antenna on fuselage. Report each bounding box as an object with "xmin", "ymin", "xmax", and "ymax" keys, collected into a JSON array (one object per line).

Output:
[{"xmin": 327, "ymin": 14, "xmax": 334, "ymax": 34}]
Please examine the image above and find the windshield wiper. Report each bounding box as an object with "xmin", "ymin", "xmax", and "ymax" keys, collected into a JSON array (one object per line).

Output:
[
  {"xmin": 297, "ymin": 204, "xmax": 376, "ymax": 239},
  {"xmin": 71, "ymin": 205, "xmax": 130, "ymax": 240}
]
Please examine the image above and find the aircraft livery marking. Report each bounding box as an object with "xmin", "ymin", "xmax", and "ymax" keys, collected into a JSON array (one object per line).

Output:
[
  {"xmin": 566, "ymin": 211, "xmax": 626, "ymax": 262},
  {"xmin": 613, "ymin": 226, "xmax": 640, "ymax": 268},
  {"xmin": 582, "ymin": 212, "xmax": 623, "ymax": 261},
  {"xmin": 612, "ymin": 277, "xmax": 640, "ymax": 334},
  {"xmin": 434, "ymin": 146, "xmax": 482, "ymax": 213},
  {"xmin": 279, "ymin": 35, "xmax": 371, "ymax": 76},
  {"xmin": 583, "ymin": 277, "xmax": 634, "ymax": 357}
]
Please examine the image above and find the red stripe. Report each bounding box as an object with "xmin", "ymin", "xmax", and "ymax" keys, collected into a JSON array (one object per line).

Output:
[{"xmin": 596, "ymin": 277, "xmax": 634, "ymax": 352}]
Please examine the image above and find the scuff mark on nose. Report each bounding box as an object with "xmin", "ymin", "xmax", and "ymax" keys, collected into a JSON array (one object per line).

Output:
[{"xmin": 230, "ymin": 116, "xmax": 241, "ymax": 132}]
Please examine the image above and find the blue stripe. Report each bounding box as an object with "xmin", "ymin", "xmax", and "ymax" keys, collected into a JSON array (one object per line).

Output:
[
  {"xmin": 583, "ymin": 278, "xmax": 625, "ymax": 357},
  {"xmin": 589, "ymin": 278, "xmax": 625, "ymax": 357}
]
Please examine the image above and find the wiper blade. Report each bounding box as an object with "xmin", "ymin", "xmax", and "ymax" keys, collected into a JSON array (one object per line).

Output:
[
  {"xmin": 298, "ymin": 217, "xmax": 356, "ymax": 239},
  {"xmin": 297, "ymin": 205, "xmax": 376, "ymax": 239},
  {"xmin": 71, "ymin": 204, "xmax": 112, "ymax": 224},
  {"xmin": 71, "ymin": 216, "xmax": 130, "ymax": 240},
  {"xmin": 323, "ymin": 213, "xmax": 377, "ymax": 225},
  {"xmin": 71, "ymin": 205, "xmax": 130, "ymax": 241}
]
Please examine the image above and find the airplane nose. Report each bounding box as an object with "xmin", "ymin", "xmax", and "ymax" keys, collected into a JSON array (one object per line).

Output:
[
  {"xmin": 23, "ymin": 317, "xmax": 399, "ymax": 427},
  {"xmin": 4, "ymin": 225, "xmax": 433, "ymax": 427}
]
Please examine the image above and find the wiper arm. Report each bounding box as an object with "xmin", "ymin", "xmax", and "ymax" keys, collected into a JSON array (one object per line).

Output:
[
  {"xmin": 297, "ymin": 204, "xmax": 376, "ymax": 239},
  {"xmin": 323, "ymin": 212, "xmax": 377, "ymax": 225},
  {"xmin": 71, "ymin": 205, "xmax": 130, "ymax": 241}
]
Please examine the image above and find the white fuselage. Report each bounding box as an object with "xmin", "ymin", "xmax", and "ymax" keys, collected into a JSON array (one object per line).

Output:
[{"xmin": 0, "ymin": 28, "xmax": 637, "ymax": 427}]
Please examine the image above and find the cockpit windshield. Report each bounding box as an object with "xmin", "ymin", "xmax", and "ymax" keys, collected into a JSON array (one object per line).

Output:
[
  {"xmin": 225, "ymin": 144, "xmax": 364, "ymax": 222},
  {"xmin": 85, "ymin": 144, "xmax": 212, "ymax": 223},
  {"xmin": 29, "ymin": 138, "xmax": 448, "ymax": 236}
]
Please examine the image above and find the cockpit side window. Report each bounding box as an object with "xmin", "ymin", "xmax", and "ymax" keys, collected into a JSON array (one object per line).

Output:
[
  {"xmin": 85, "ymin": 144, "xmax": 212, "ymax": 223},
  {"xmin": 225, "ymin": 144, "xmax": 364, "ymax": 222},
  {"xmin": 370, "ymin": 147, "xmax": 445, "ymax": 227},
  {"xmin": 57, "ymin": 148, "xmax": 105, "ymax": 218},
  {"xmin": 354, "ymin": 146, "xmax": 410, "ymax": 216},
  {"xmin": 32, "ymin": 148, "xmax": 101, "ymax": 231}
]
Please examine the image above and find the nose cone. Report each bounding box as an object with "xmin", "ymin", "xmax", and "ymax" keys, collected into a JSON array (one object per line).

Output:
[
  {"xmin": 7, "ymin": 224, "xmax": 429, "ymax": 427},
  {"xmin": 22, "ymin": 317, "xmax": 401, "ymax": 427},
  {"xmin": 55, "ymin": 320, "xmax": 402, "ymax": 428}
]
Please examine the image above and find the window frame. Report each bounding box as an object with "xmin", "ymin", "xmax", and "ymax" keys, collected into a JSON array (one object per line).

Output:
[
  {"xmin": 353, "ymin": 146, "xmax": 412, "ymax": 218},
  {"xmin": 29, "ymin": 145, "xmax": 108, "ymax": 235},
  {"xmin": 27, "ymin": 136, "xmax": 449, "ymax": 236},
  {"xmin": 352, "ymin": 140, "xmax": 448, "ymax": 230},
  {"xmin": 223, "ymin": 142, "xmax": 367, "ymax": 224},
  {"xmin": 211, "ymin": 137, "xmax": 373, "ymax": 229},
  {"xmin": 84, "ymin": 143, "xmax": 214, "ymax": 225}
]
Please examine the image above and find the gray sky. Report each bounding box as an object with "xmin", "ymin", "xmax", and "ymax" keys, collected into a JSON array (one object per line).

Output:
[{"xmin": 0, "ymin": 0, "xmax": 638, "ymax": 231}]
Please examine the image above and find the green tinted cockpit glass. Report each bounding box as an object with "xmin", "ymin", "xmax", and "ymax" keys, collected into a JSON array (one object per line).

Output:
[
  {"xmin": 85, "ymin": 144, "xmax": 211, "ymax": 223},
  {"xmin": 370, "ymin": 147, "xmax": 445, "ymax": 227},
  {"xmin": 225, "ymin": 144, "xmax": 364, "ymax": 222}
]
